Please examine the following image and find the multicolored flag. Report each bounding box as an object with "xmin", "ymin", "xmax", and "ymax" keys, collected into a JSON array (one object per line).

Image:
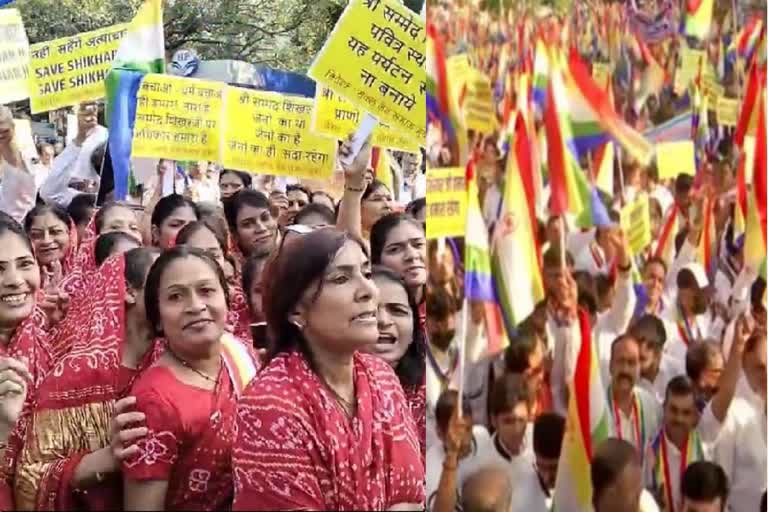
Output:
[
  {"xmin": 552, "ymin": 310, "xmax": 612, "ymax": 511},
  {"xmin": 105, "ymin": 0, "xmax": 165, "ymax": 201},
  {"xmin": 683, "ymin": 0, "xmax": 714, "ymax": 41},
  {"xmin": 464, "ymin": 159, "xmax": 495, "ymax": 302},
  {"xmin": 744, "ymin": 86, "xmax": 767, "ymax": 267}
]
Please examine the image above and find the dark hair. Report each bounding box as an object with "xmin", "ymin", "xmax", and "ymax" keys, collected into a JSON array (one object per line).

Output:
[
  {"xmin": 665, "ymin": 375, "xmax": 696, "ymax": 403},
  {"xmin": 685, "ymin": 340, "xmax": 720, "ymax": 383},
  {"xmin": 241, "ymin": 252, "xmax": 271, "ymax": 313},
  {"xmin": 67, "ymin": 194, "xmax": 96, "ymax": 227},
  {"xmin": 406, "ymin": 197, "xmax": 426, "ymax": 218},
  {"xmin": 294, "ymin": 203, "xmax": 335, "ymax": 227},
  {"xmin": 595, "ymin": 274, "xmax": 614, "ymax": 301},
  {"xmin": 644, "ymin": 255, "xmax": 668, "ymax": 275},
  {"xmin": 371, "ymin": 266, "xmax": 425, "ymax": 388},
  {"xmin": 286, "ymin": 183, "xmax": 311, "ymax": 199},
  {"xmin": 675, "ymin": 174, "xmax": 694, "ymax": 195},
  {"xmin": 542, "ymin": 246, "xmax": 574, "ymax": 270},
  {"xmin": 219, "ymin": 169, "xmax": 252, "ymax": 189},
  {"xmin": 591, "ymin": 438, "xmax": 640, "ymax": 506},
  {"xmin": 144, "ymin": 246, "xmax": 230, "ymax": 338},
  {"xmin": 311, "ymin": 190, "xmax": 335, "ymax": 207},
  {"xmin": 426, "ymin": 285, "xmax": 460, "ymax": 322},
  {"xmin": 681, "ymin": 461, "xmax": 729, "ymax": 508},
  {"xmin": 751, "ymin": 276, "xmax": 766, "ymax": 312},
  {"xmin": 124, "ymin": 247, "xmax": 161, "ymax": 289},
  {"xmin": 224, "ymin": 189, "xmax": 270, "ymax": 232},
  {"xmin": 533, "ymin": 413, "xmax": 565, "ymax": 459},
  {"xmin": 262, "ymin": 228, "xmax": 368, "ymax": 361},
  {"xmin": 370, "ymin": 212, "xmax": 424, "ymax": 264},
  {"xmin": 489, "ymin": 373, "xmax": 532, "ymax": 418},
  {"xmin": 677, "ymin": 268, "xmax": 702, "ymax": 290},
  {"xmin": 94, "ymin": 232, "xmax": 140, "ymax": 267},
  {"xmin": 150, "ymin": 194, "xmax": 199, "ymax": 229},
  {"xmin": 94, "ymin": 202, "xmax": 135, "ymax": 234},
  {"xmin": 23, "ymin": 204, "xmax": 71, "ymax": 233},
  {"xmin": 362, "ymin": 179, "xmax": 390, "ymax": 201},
  {"xmin": 0, "ymin": 212, "xmax": 32, "ymax": 252},
  {"xmin": 435, "ymin": 389, "xmax": 472, "ymax": 435},
  {"xmin": 745, "ymin": 330, "xmax": 767, "ymax": 356},
  {"xmin": 762, "ymin": 491, "xmax": 766, "ymax": 512},
  {"xmin": 175, "ymin": 220, "xmax": 227, "ymax": 255},
  {"xmin": 610, "ymin": 334, "xmax": 640, "ymax": 363},
  {"xmin": 504, "ymin": 331, "xmax": 540, "ymax": 373},
  {"xmin": 629, "ymin": 314, "xmax": 667, "ymax": 350}
]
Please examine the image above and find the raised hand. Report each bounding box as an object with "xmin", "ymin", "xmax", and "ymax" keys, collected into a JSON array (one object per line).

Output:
[
  {"xmin": 40, "ymin": 261, "xmax": 70, "ymax": 329},
  {"xmin": 108, "ymin": 396, "xmax": 148, "ymax": 465},
  {"xmin": 0, "ymin": 357, "xmax": 32, "ymax": 434},
  {"xmin": 339, "ymin": 133, "xmax": 372, "ymax": 191}
]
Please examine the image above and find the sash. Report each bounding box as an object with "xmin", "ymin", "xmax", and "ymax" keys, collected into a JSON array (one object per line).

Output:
[
  {"xmin": 652, "ymin": 429, "xmax": 703, "ymax": 512},
  {"xmin": 676, "ymin": 304, "xmax": 700, "ymax": 347},
  {"xmin": 426, "ymin": 344, "xmax": 459, "ymax": 392},
  {"xmin": 590, "ymin": 243, "xmax": 605, "ymax": 269},
  {"xmin": 220, "ymin": 333, "xmax": 258, "ymax": 398},
  {"xmin": 607, "ymin": 387, "xmax": 645, "ymax": 458}
]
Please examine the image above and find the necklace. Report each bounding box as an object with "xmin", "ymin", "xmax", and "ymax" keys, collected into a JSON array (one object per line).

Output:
[
  {"xmin": 167, "ymin": 347, "xmax": 219, "ymax": 384},
  {"xmin": 321, "ymin": 377, "xmax": 356, "ymax": 417}
]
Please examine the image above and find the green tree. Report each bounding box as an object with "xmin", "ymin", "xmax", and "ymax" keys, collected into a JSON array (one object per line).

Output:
[{"xmin": 15, "ymin": 0, "xmax": 345, "ymax": 72}]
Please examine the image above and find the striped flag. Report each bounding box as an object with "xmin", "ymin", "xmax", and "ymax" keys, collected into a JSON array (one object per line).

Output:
[
  {"xmin": 644, "ymin": 111, "xmax": 694, "ymax": 144},
  {"xmin": 655, "ymin": 204, "xmax": 681, "ymax": 268},
  {"xmin": 532, "ymin": 38, "xmax": 551, "ymax": 116},
  {"xmin": 744, "ymin": 85, "xmax": 766, "ymax": 267},
  {"xmin": 552, "ymin": 310, "xmax": 612, "ymax": 511},
  {"xmin": 734, "ymin": 60, "xmax": 765, "ymax": 149},
  {"xmin": 492, "ymin": 113, "xmax": 545, "ymax": 332},
  {"xmin": 696, "ymin": 196, "xmax": 716, "ymax": 278},
  {"xmin": 105, "ymin": 0, "xmax": 165, "ymax": 201},
  {"xmin": 464, "ymin": 160, "xmax": 495, "ymax": 302},
  {"xmin": 592, "ymin": 141, "xmax": 614, "ymax": 196},
  {"xmin": 683, "ymin": 0, "xmax": 714, "ymax": 40}
]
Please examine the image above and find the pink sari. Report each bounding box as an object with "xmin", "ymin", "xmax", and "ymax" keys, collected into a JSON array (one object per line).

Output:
[
  {"xmin": 12, "ymin": 255, "xmax": 162, "ymax": 510},
  {"xmin": 123, "ymin": 336, "xmax": 259, "ymax": 511},
  {"xmin": 232, "ymin": 351, "xmax": 425, "ymax": 510}
]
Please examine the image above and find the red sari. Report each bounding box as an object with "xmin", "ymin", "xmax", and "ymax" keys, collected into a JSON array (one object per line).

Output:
[
  {"xmin": 232, "ymin": 351, "xmax": 425, "ymax": 511},
  {"xmin": 59, "ymin": 215, "xmax": 98, "ymax": 302},
  {"xmin": 12, "ymin": 255, "xmax": 162, "ymax": 510},
  {"xmin": 123, "ymin": 336, "xmax": 259, "ymax": 511},
  {"xmin": 404, "ymin": 378, "xmax": 426, "ymax": 462}
]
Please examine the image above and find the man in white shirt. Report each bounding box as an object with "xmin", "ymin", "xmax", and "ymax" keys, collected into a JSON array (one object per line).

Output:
[
  {"xmin": 574, "ymin": 214, "xmax": 621, "ymax": 277},
  {"xmin": 509, "ymin": 412, "xmax": 564, "ymax": 511},
  {"xmin": 712, "ymin": 325, "xmax": 766, "ymax": 512},
  {"xmin": 0, "ymin": 107, "xmax": 38, "ymax": 223},
  {"xmin": 633, "ymin": 314, "xmax": 679, "ymax": 404},
  {"xmin": 607, "ymin": 334, "xmax": 662, "ymax": 457}
]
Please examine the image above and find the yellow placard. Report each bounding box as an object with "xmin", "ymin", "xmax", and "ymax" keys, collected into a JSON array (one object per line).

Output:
[
  {"xmin": 311, "ymin": 86, "xmax": 420, "ymax": 152},
  {"xmin": 132, "ymin": 75, "xmax": 224, "ymax": 162},
  {"xmin": 715, "ymin": 96, "xmax": 739, "ymax": 127},
  {"xmin": 426, "ymin": 167, "xmax": 466, "ymax": 239},
  {"xmin": 463, "ymin": 71, "xmax": 495, "ymax": 134},
  {"xmin": 592, "ymin": 63, "xmax": 611, "ymax": 89},
  {"xmin": 674, "ymin": 47, "xmax": 704, "ymax": 94},
  {"xmin": 223, "ymin": 87, "xmax": 336, "ymax": 180},
  {"xmin": 656, "ymin": 140, "xmax": 696, "ymax": 180},
  {"xmin": 0, "ymin": 9, "xmax": 30, "ymax": 104},
  {"xmin": 701, "ymin": 75, "xmax": 723, "ymax": 106},
  {"xmin": 29, "ymin": 24, "xmax": 127, "ymax": 114},
  {"xmin": 308, "ymin": 0, "xmax": 426, "ymax": 142},
  {"xmin": 620, "ymin": 195, "xmax": 651, "ymax": 255}
]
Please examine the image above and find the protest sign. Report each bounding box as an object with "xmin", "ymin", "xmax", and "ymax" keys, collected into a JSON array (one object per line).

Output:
[
  {"xmin": 463, "ymin": 71, "xmax": 495, "ymax": 134},
  {"xmin": 29, "ymin": 24, "xmax": 127, "ymax": 113},
  {"xmin": 311, "ymin": 86, "xmax": 420, "ymax": 152},
  {"xmin": 620, "ymin": 195, "xmax": 651, "ymax": 255},
  {"xmin": 308, "ymin": 0, "xmax": 426, "ymax": 142},
  {"xmin": 223, "ymin": 87, "xmax": 337, "ymax": 180},
  {"xmin": 656, "ymin": 140, "xmax": 695, "ymax": 179},
  {"xmin": 715, "ymin": 96, "xmax": 739, "ymax": 127},
  {"xmin": 132, "ymin": 75, "xmax": 224, "ymax": 162},
  {"xmin": 674, "ymin": 47, "xmax": 704, "ymax": 95},
  {"xmin": 427, "ymin": 167, "xmax": 466, "ymax": 239},
  {"xmin": 446, "ymin": 53, "xmax": 472, "ymax": 92},
  {"xmin": 0, "ymin": 9, "xmax": 30, "ymax": 104},
  {"xmin": 701, "ymin": 75, "xmax": 724, "ymax": 106}
]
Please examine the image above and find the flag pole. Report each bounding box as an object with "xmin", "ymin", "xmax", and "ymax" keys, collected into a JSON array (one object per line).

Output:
[{"xmin": 456, "ymin": 297, "xmax": 469, "ymax": 417}]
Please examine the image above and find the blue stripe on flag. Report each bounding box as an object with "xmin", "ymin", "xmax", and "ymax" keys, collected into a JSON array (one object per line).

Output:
[
  {"xmin": 106, "ymin": 70, "xmax": 146, "ymax": 201},
  {"xmin": 465, "ymin": 271, "xmax": 496, "ymax": 302}
]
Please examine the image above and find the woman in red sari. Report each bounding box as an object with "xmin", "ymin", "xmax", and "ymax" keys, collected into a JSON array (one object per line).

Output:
[
  {"xmin": 11, "ymin": 247, "xmax": 162, "ymax": 510},
  {"xmin": 0, "ymin": 213, "xmax": 56, "ymax": 508},
  {"xmin": 123, "ymin": 246, "xmax": 259, "ymax": 511},
  {"xmin": 232, "ymin": 228, "xmax": 424, "ymax": 511},
  {"xmin": 175, "ymin": 220, "xmax": 251, "ymax": 342},
  {"xmin": 361, "ymin": 266, "xmax": 426, "ymax": 460}
]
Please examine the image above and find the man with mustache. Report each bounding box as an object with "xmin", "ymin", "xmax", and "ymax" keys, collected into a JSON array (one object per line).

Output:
[
  {"xmin": 607, "ymin": 334, "xmax": 662, "ymax": 457},
  {"xmin": 632, "ymin": 314, "xmax": 676, "ymax": 404}
]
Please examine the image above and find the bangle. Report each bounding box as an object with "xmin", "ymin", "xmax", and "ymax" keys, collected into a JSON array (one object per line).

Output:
[
  {"xmin": 345, "ymin": 185, "xmax": 365, "ymax": 193},
  {"xmin": 618, "ymin": 262, "xmax": 632, "ymax": 273}
]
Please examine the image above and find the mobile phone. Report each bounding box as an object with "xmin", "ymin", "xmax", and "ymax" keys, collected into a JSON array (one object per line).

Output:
[{"xmin": 250, "ymin": 322, "xmax": 268, "ymax": 349}]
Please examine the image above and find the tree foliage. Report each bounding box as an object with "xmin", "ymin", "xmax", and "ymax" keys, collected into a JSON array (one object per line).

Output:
[{"xmin": 14, "ymin": 0, "xmax": 346, "ymax": 72}]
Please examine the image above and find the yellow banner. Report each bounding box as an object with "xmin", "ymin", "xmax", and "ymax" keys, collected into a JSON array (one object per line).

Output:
[
  {"xmin": 132, "ymin": 75, "xmax": 224, "ymax": 162},
  {"xmin": 620, "ymin": 195, "xmax": 651, "ymax": 255},
  {"xmin": 656, "ymin": 140, "xmax": 695, "ymax": 180},
  {"xmin": 427, "ymin": 167, "xmax": 466, "ymax": 239},
  {"xmin": 0, "ymin": 10, "xmax": 30, "ymax": 105},
  {"xmin": 29, "ymin": 24, "xmax": 127, "ymax": 114},
  {"xmin": 463, "ymin": 71, "xmax": 495, "ymax": 134},
  {"xmin": 674, "ymin": 47, "xmax": 704, "ymax": 94},
  {"xmin": 701, "ymin": 75, "xmax": 724, "ymax": 107},
  {"xmin": 715, "ymin": 96, "xmax": 739, "ymax": 127},
  {"xmin": 223, "ymin": 87, "xmax": 337, "ymax": 180},
  {"xmin": 308, "ymin": 0, "xmax": 425, "ymax": 142},
  {"xmin": 311, "ymin": 86, "xmax": 420, "ymax": 152}
]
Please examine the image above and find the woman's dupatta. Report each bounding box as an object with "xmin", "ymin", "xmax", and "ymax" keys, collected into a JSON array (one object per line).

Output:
[
  {"xmin": 59, "ymin": 215, "xmax": 99, "ymax": 303},
  {"xmin": 13, "ymin": 255, "xmax": 160, "ymax": 510}
]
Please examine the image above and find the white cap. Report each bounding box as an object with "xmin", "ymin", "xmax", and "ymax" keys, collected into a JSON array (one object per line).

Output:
[{"xmin": 680, "ymin": 262, "xmax": 710, "ymax": 288}]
